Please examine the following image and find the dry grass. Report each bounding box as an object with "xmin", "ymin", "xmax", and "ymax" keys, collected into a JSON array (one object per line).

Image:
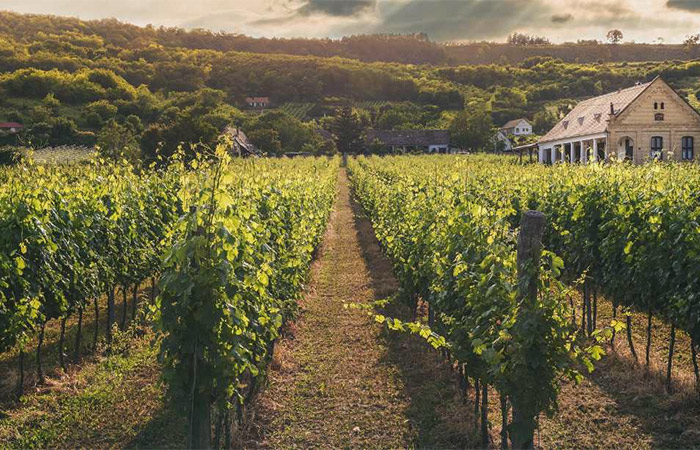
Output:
[
  {"xmin": 535, "ymin": 293, "xmax": 700, "ymax": 449},
  {"xmin": 240, "ymin": 169, "xmax": 474, "ymax": 449},
  {"xmin": 0, "ymin": 328, "xmax": 185, "ymax": 449},
  {"xmin": 0, "ymin": 283, "xmax": 156, "ymax": 405}
]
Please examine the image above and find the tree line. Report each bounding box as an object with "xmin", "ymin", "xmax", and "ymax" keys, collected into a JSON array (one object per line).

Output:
[{"xmin": 2, "ymin": 12, "xmax": 700, "ymax": 159}]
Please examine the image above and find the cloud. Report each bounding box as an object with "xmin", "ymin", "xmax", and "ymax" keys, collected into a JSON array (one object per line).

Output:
[
  {"xmin": 667, "ymin": 0, "xmax": 700, "ymax": 12},
  {"xmin": 8, "ymin": 0, "xmax": 700, "ymax": 44},
  {"xmin": 296, "ymin": 0, "xmax": 376, "ymax": 16},
  {"xmin": 367, "ymin": 0, "xmax": 555, "ymax": 41},
  {"xmin": 551, "ymin": 13, "xmax": 573, "ymax": 23}
]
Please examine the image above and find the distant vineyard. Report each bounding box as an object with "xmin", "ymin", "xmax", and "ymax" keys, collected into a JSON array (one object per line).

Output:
[
  {"xmin": 277, "ymin": 102, "xmax": 316, "ymax": 119},
  {"xmin": 354, "ymin": 100, "xmax": 392, "ymax": 109},
  {"xmin": 29, "ymin": 146, "xmax": 94, "ymax": 164}
]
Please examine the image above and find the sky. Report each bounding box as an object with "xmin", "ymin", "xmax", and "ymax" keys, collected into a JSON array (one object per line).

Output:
[{"xmin": 5, "ymin": 0, "xmax": 700, "ymax": 43}]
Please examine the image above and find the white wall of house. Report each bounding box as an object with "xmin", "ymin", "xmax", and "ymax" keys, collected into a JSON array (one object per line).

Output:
[
  {"xmin": 495, "ymin": 131, "xmax": 513, "ymax": 151},
  {"xmin": 428, "ymin": 144, "xmax": 450, "ymax": 153}
]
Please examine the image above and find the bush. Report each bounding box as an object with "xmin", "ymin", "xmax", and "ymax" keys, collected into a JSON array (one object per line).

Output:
[{"xmin": 0, "ymin": 146, "xmax": 22, "ymax": 166}]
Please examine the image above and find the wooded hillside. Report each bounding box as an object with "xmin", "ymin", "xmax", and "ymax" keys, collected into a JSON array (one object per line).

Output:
[{"xmin": 2, "ymin": 11, "xmax": 700, "ymax": 157}]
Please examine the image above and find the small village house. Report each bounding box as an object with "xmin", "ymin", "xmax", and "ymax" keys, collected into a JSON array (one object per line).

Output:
[
  {"xmin": 246, "ymin": 97, "xmax": 270, "ymax": 109},
  {"xmin": 226, "ymin": 126, "xmax": 259, "ymax": 157},
  {"xmin": 495, "ymin": 118, "xmax": 533, "ymax": 152},
  {"xmin": 0, "ymin": 122, "xmax": 24, "ymax": 134},
  {"xmin": 537, "ymin": 77, "xmax": 700, "ymax": 164},
  {"xmin": 365, "ymin": 129, "xmax": 451, "ymax": 154}
]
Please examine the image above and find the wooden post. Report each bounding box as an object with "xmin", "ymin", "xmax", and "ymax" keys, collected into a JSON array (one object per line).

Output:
[
  {"xmin": 342, "ymin": 152, "xmax": 348, "ymax": 167},
  {"xmin": 510, "ymin": 210, "xmax": 545, "ymax": 450},
  {"xmin": 516, "ymin": 210, "xmax": 545, "ymax": 304},
  {"xmin": 188, "ymin": 338, "xmax": 211, "ymax": 449}
]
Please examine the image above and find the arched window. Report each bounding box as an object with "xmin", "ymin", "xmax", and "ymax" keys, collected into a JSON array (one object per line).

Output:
[
  {"xmin": 682, "ymin": 136, "xmax": 694, "ymax": 161},
  {"xmin": 661, "ymin": 102, "xmax": 665, "ymax": 109},
  {"xmin": 651, "ymin": 136, "xmax": 663, "ymax": 159},
  {"xmin": 654, "ymin": 102, "xmax": 658, "ymax": 110}
]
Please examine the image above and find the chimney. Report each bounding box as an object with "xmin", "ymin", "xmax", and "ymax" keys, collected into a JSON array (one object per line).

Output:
[{"xmin": 610, "ymin": 102, "xmax": 614, "ymax": 115}]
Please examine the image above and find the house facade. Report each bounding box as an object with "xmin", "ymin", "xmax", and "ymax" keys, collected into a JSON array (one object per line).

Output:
[
  {"xmin": 365, "ymin": 129, "xmax": 451, "ymax": 154},
  {"xmin": 501, "ymin": 118, "xmax": 533, "ymax": 136},
  {"xmin": 538, "ymin": 77, "xmax": 700, "ymax": 164},
  {"xmin": 246, "ymin": 97, "xmax": 270, "ymax": 109}
]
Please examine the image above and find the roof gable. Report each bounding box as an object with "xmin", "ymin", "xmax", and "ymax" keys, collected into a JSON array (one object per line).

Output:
[{"xmin": 613, "ymin": 77, "xmax": 700, "ymax": 125}]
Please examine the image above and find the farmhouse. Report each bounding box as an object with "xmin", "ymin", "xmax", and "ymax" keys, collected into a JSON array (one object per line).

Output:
[
  {"xmin": 501, "ymin": 118, "xmax": 533, "ymax": 136},
  {"xmin": 495, "ymin": 118, "xmax": 533, "ymax": 151},
  {"xmin": 365, "ymin": 129, "xmax": 451, "ymax": 154},
  {"xmin": 246, "ymin": 97, "xmax": 270, "ymax": 109},
  {"xmin": 538, "ymin": 77, "xmax": 700, "ymax": 164},
  {"xmin": 0, "ymin": 122, "xmax": 23, "ymax": 134}
]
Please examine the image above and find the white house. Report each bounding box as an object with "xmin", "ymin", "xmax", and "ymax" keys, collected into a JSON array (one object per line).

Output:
[
  {"xmin": 495, "ymin": 118, "xmax": 533, "ymax": 151},
  {"xmin": 246, "ymin": 97, "xmax": 270, "ymax": 109},
  {"xmin": 501, "ymin": 118, "xmax": 533, "ymax": 136}
]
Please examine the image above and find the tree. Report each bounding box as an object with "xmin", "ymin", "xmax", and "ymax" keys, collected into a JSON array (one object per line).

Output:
[
  {"xmin": 532, "ymin": 109, "xmax": 558, "ymax": 134},
  {"xmin": 330, "ymin": 106, "xmax": 364, "ymax": 154},
  {"xmin": 606, "ymin": 29, "xmax": 623, "ymax": 44},
  {"xmin": 449, "ymin": 105, "xmax": 494, "ymax": 152},
  {"xmin": 247, "ymin": 128, "xmax": 282, "ymax": 155},
  {"xmin": 684, "ymin": 34, "xmax": 700, "ymax": 48},
  {"xmin": 507, "ymin": 32, "xmax": 551, "ymax": 46},
  {"xmin": 97, "ymin": 119, "xmax": 140, "ymax": 162}
]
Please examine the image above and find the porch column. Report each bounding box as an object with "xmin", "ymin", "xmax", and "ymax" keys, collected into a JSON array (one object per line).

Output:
[
  {"xmin": 568, "ymin": 142, "xmax": 574, "ymax": 163},
  {"xmin": 550, "ymin": 146, "xmax": 556, "ymax": 164},
  {"xmin": 538, "ymin": 146, "xmax": 544, "ymax": 163},
  {"xmin": 579, "ymin": 140, "xmax": 586, "ymax": 164},
  {"xmin": 604, "ymin": 133, "xmax": 610, "ymax": 161},
  {"xmin": 592, "ymin": 139, "xmax": 598, "ymax": 162}
]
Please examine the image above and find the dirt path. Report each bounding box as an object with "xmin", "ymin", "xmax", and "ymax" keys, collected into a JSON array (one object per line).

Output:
[{"xmin": 244, "ymin": 169, "xmax": 472, "ymax": 449}]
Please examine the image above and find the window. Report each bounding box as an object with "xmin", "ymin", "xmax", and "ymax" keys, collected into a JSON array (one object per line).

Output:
[
  {"xmin": 682, "ymin": 136, "xmax": 694, "ymax": 160},
  {"xmin": 516, "ymin": 128, "xmax": 519, "ymax": 132},
  {"xmin": 654, "ymin": 102, "xmax": 658, "ymax": 110},
  {"xmin": 655, "ymin": 113, "xmax": 664, "ymax": 121},
  {"xmin": 661, "ymin": 102, "xmax": 665, "ymax": 110},
  {"xmin": 651, "ymin": 136, "xmax": 663, "ymax": 159}
]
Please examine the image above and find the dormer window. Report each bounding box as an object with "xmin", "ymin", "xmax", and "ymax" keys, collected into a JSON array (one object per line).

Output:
[
  {"xmin": 578, "ymin": 117, "xmax": 584, "ymax": 125},
  {"xmin": 562, "ymin": 120, "xmax": 569, "ymax": 129},
  {"xmin": 594, "ymin": 113, "xmax": 602, "ymax": 122}
]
